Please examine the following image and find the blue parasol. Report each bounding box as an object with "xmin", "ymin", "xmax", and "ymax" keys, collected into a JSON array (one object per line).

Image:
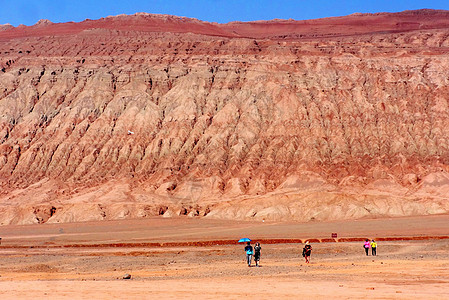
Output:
[{"xmin": 238, "ymin": 238, "xmax": 251, "ymax": 243}]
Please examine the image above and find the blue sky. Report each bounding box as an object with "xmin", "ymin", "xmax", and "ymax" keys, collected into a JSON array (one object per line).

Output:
[{"xmin": 1, "ymin": 0, "xmax": 449, "ymax": 26}]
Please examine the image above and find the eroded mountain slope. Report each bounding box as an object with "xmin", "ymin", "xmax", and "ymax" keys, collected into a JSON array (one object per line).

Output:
[{"xmin": 0, "ymin": 10, "xmax": 448, "ymax": 224}]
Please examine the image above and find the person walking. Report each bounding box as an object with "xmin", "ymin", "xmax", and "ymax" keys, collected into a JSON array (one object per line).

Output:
[
  {"xmin": 302, "ymin": 241, "xmax": 312, "ymax": 263},
  {"xmin": 244, "ymin": 242, "xmax": 253, "ymax": 267},
  {"xmin": 254, "ymin": 242, "xmax": 262, "ymax": 267},
  {"xmin": 363, "ymin": 239, "xmax": 370, "ymax": 256},
  {"xmin": 371, "ymin": 240, "xmax": 377, "ymax": 256}
]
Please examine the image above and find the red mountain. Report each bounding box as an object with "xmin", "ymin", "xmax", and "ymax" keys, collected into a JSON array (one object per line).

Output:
[{"xmin": 0, "ymin": 10, "xmax": 448, "ymax": 225}]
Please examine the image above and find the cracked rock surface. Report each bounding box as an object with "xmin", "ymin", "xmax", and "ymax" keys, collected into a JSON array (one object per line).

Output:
[{"xmin": 0, "ymin": 10, "xmax": 448, "ymax": 225}]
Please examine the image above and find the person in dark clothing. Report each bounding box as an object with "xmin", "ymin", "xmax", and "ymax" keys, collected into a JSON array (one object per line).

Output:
[
  {"xmin": 302, "ymin": 241, "xmax": 312, "ymax": 263},
  {"xmin": 244, "ymin": 242, "xmax": 253, "ymax": 267},
  {"xmin": 254, "ymin": 242, "xmax": 262, "ymax": 267}
]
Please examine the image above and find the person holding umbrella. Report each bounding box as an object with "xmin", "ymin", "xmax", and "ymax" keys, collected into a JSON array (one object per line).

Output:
[
  {"xmin": 239, "ymin": 238, "xmax": 253, "ymax": 267},
  {"xmin": 245, "ymin": 242, "xmax": 253, "ymax": 267},
  {"xmin": 302, "ymin": 241, "xmax": 312, "ymax": 263}
]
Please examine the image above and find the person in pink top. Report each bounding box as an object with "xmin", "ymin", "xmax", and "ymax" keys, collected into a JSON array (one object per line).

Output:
[{"xmin": 363, "ymin": 239, "xmax": 370, "ymax": 256}]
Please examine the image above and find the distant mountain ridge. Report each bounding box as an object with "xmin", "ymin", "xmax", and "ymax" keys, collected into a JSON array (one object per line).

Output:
[{"xmin": 1, "ymin": 9, "xmax": 449, "ymax": 40}]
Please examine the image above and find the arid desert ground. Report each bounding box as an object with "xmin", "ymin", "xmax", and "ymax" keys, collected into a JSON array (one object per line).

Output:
[{"xmin": 0, "ymin": 214, "xmax": 448, "ymax": 299}]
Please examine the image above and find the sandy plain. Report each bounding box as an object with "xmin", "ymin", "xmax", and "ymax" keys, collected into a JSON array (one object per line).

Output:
[{"xmin": 0, "ymin": 215, "xmax": 449, "ymax": 299}]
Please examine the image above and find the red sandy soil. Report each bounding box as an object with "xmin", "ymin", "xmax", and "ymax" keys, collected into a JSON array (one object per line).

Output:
[{"xmin": 1, "ymin": 215, "xmax": 448, "ymax": 299}]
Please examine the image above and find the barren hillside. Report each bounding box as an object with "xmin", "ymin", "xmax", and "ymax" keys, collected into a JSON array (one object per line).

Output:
[{"xmin": 0, "ymin": 10, "xmax": 448, "ymax": 225}]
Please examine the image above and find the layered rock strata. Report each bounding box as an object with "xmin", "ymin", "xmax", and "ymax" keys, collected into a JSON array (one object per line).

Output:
[{"xmin": 0, "ymin": 10, "xmax": 448, "ymax": 224}]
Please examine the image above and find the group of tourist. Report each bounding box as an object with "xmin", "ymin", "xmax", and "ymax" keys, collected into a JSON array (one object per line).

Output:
[
  {"xmin": 363, "ymin": 239, "xmax": 377, "ymax": 256},
  {"xmin": 244, "ymin": 242, "xmax": 262, "ymax": 267},
  {"xmin": 243, "ymin": 240, "xmax": 313, "ymax": 267},
  {"xmin": 243, "ymin": 239, "xmax": 378, "ymax": 266}
]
